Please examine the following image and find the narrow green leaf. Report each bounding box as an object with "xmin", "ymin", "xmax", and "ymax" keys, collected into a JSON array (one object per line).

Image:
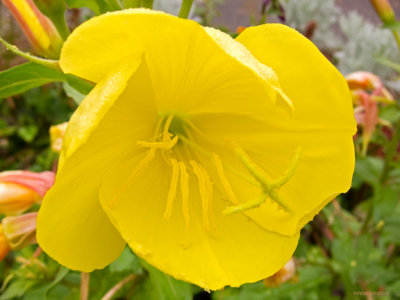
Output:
[
  {"xmin": 64, "ymin": 74, "xmax": 94, "ymax": 95},
  {"xmin": 375, "ymin": 55, "xmax": 400, "ymax": 73},
  {"xmin": 0, "ymin": 62, "xmax": 65, "ymax": 100},
  {"xmin": 138, "ymin": 260, "xmax": 193, "ymax": 300},
  {"xmin": 0, "ymin": 62, "xmax": 94, "ymax": 100}
]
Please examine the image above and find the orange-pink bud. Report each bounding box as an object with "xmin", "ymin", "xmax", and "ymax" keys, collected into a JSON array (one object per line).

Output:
[
  {"xmin": 346, "ymin": 71, "xmax": 383, "ymax": 92},
  {"xmin": 2, "ymin": 0, "xmax": 63, "ymax": 58},
  {"xmin": 263, "ymin": 258, "xmax": 296, "ymax": 287},
  {"xmin": 0, "ymin": 171, "xmax": 54, "ymax": 215},
  {"xmin": 0, "ymin": 225, "xmax": 10, "ymax": 262},
  {"xmin": 2, "ymin": 212, "xmax": 37, "ymax": 250},
  {"xmin": 346, "ymin": 71, "xmax": 392, "ymax": 156},
  {"xmin": 370, "ymin": 0, "xmax": 396, "ymax": 24}
]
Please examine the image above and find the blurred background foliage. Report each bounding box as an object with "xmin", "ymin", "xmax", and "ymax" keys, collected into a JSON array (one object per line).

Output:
[{"xmin": 1, "ymin": 0, "xmax": 400, "ymax": 299}]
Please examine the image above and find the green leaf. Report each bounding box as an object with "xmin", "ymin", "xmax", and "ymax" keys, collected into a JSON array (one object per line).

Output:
[
  {"xmin": 0, "ymin": 62, "xmax": 94, "ymax": 101},
  {"xmin": 65, "ymin": 0, "xmax": 101, "ymax": 14},
  {"xmin": 109, "ymin": 247, "xmax": 142, "ymax": 273},
  {"xmin": 65, "ymin": 0, "xmax": 121, "ymax": 13},
  {"xmin": 375, "ymin": 55, "xmax": 400, "ymax": 73},
  {"xmin": 17, "ymin": 125, "xmax": 39, "ymax": 143},
  {"xmin": 21, "ymin": 267, "xmax": 70, "ymax": 300},
  {"xmin": 379, "ymin": 105, "xmax": 400, "ymax": 123},
  {"xmin": 62, "ymin": 82, "xmax": 86, "ymax": 105},
  {"xmin": 135, "ymin": 260, "xmax": 193, "ymax": 300},
  {"xmin": 353, "ymin": 156, "xmax": 384, "ymax": 187},
  {"xmin": 0, "ymin": 279, "xmax": 37, "ymax": 300},
  {"xmin": 64, "ymin": 74, "xmax": 93, "ymax": 95},
  {"xmin": 0, "ymin": 62, "xmax": 65, "ymax": 100}
]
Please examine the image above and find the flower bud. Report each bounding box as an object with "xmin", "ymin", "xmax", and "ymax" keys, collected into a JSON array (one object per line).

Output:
[
  {"xmin": 263, "ymin": 258, "xmax": 296, "ymax": 287},
  {"xmin": 49, "ymin": 122, "xmax": 68, "ymax": 153},
  {"xmin": 0, "ymin": 225, "xmax": 11, "ymax": 262},
  {"xmin": 2, "ymin": 0, "xmax": 63, "ymax": 58},
  {"xmin": 2, "ymin": 213, "xmax": 37, "ymax": 250},
  {"xmin": 0, "ymin": 171, "xmax": 55, "ymax": 215},
  {"xmin": 33, "ymin": 0, "xmax": 69, "ymax": 40},
  {"xmin": 370, "ymin": 0, "xmax": 396, "ymax": 25}
]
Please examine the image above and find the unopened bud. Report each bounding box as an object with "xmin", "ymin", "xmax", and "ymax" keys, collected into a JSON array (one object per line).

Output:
[
  {"xmin": 1, "ymin": 0, "xmax": 63, "ymax": 58},
  {"xmin": 0, "ymin": 171, "xmax": 55, "ymax": 215},
  {"xmin": 264, "ymin": 258, "xmax": 296, "ymax": 287},
  {"xmin": 0, "ymin": 225, "xmax": 10, "ymax": 262},
  {"xmin": 33, "ymin": 0, "xmax": 69, "ymax": 40},
  {"xmin": 49, "ymin": 122, "xmax": 68, "ymax": 153},
  {"xmin": 2, "ymin": 212, "xmax": 37, "ymax": 250},
  {"xmin": 370, "ymin": 0, "xmax": 396, "ymax": 25}
]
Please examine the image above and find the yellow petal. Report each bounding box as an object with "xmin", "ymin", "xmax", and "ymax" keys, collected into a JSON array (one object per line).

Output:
[
  {"xmin": 59, "ymin": 53, "xmax": 143, "ymax": 169},
  {"xmin": 37, "ymin": 59, "xmax": 158, "ymax": 272},
  {"xmin": 236, "ymin": 24, "xmax": 356, "ymax": 132},
  {"xmin": 99, "ymin": 152, "xmax": 299, "ymax": 290},
  {"xmin": 60, "ymin": 9, "xmax": 289, "ymax": 116},
  {"xmin": 181, "ymin": 24, "xmax": 356, "ymax": 236}
]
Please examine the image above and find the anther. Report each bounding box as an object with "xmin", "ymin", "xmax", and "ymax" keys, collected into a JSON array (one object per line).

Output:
[
  {"xmin": 212, "ymin": 154, "xmax": 239, "ymax": 205},
  {"xmin": 179, "ymin": 162, "xmax": 190, "ymax": 235},
  {"xmin": 137, "ymin": 136, "xmax": 178, "ymax": 150},
  {"xmin": 190, "ymin": 160, "xmax": 216, "ymax": 231},
  {"xmin": 163, "ymin": 159, "xmax": 180, "ymax": 219}
]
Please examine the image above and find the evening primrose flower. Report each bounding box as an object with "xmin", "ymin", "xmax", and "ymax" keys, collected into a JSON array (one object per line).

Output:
[{"xmin": 37, "ymin": 9, "xmax": 356, "ymax": 290}]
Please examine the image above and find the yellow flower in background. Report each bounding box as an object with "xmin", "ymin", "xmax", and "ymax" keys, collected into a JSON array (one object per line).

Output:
[
  {"xmin": 37, "ymin": 9, "xmax": 356, "ymax": 290},
  {"xmin": 50, "ymin": 122, "xmax": 68, "ymax": 153}
]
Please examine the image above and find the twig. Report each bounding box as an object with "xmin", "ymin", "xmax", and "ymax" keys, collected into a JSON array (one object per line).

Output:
[
  {"xmin": 101, "ymin": 274, "xmax": 137, "ymax": 300},
  {"xmin": 80, "ymin": 272, "xmax": 90, "ymax": 300}
]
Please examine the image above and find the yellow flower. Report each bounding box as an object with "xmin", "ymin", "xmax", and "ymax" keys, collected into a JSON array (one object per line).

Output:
[
  {"xmin": 37, "ymin": 9, "xmax": 356, "ymax": 290},
  {"xmin": 50, "ymin": 122, "xmax": 68, "ymax": 153}
]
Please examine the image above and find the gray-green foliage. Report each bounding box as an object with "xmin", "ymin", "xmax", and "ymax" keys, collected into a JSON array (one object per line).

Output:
[
  {"xmin": 336, "ymin": 12, "xmax": 399, "ymax": 79},
  {"xmin": 283, "ymin": 0, "xmax": 341, "ymax": 49}
]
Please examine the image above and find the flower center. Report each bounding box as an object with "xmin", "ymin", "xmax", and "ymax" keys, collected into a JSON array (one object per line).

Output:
[{"xmin": 109, "ymin": 114, "xmax": 302, "ymax": 242}]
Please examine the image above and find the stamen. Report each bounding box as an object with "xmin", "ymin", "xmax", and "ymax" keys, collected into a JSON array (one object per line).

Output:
[
  {"xmin": 178, "ymin": 134, "xmax": 257, "ymax": 186},
  {"xmin": 179, "ymin": 161, "xmax": 190, "ymax": 235},
  {"xmin": 163, "ymin": 115, "xmax": 174, "ymax": 142},
  {"xmin": 109, "ymin": 149, "xmax": 155, "ymax": 208},
  {"xmin": 163, "ymin": 159, "xmax": 180, "ymax": 219},
  {"xmin": 212, "ymin": 154, "xmax": 239, "ymax": 205},
  {"xmin": 190, "ymin": 161, "xmax": 208, "ymax": 230},
  {"xmin": 137, "ymin": 136, "xmax": 178, "ymax": 150},
  {"xmin": 190, "ymin": 160, "xmax": 215, "ymax": 231}
]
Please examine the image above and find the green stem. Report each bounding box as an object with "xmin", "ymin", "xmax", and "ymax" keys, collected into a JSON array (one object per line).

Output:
[
  {"xmin": 178, "ymin": 0, "xmax": 194, "ymax": 18},
  {"xmin": 392, "ymin": 30, "xmax": 400, "ymax": 51},
  {"xmin": 51, "ymin": 12, "xmax": 70, "ymax": 40},
  {"xmin": 0, "ymin": 37, "xmax": 59, "ymax": 69},
  {"xmin": 380, "ymin": 116, "xmax": 400, "ymax": 183}
]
